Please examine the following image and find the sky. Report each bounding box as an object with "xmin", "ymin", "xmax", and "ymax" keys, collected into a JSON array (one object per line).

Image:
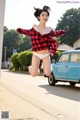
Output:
[{"xmin": 4, "ymin": 0, "xmax": 80, "ymax": 30}]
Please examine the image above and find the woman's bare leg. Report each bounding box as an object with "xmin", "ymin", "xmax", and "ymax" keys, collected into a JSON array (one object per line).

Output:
[
  {"xmin": 42, "ymin": 55, "xmax": 51, "ymax": 76},
  {"xmin": 29, "ymin": 54, "xmax": 40, "ymax": 77}
]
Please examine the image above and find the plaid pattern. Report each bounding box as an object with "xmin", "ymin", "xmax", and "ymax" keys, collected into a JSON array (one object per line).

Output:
[{"xmin": 17, "ymin": 28, "xmax": 65, "ymax": 56}]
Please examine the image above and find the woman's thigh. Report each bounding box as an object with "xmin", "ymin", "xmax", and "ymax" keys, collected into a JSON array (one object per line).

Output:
[
  {"xmin": 42, "ymin": 56, "xmax": 51, "ymax": 76},
  {"xmin": 31, "ymin": 54, "xmax": 40, "ymax": 73}
]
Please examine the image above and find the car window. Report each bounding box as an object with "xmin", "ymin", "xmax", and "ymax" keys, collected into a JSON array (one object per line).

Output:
[
  {"xmin": 58, "ymin": 53, "xmax": 69, "ymax": 62},
  {"xmin": 70, "ymin": 53, "xmax": 80, "ymax": 62}
]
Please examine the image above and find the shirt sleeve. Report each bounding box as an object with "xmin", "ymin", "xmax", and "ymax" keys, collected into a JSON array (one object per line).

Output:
[
  {"xmin": 16, "ymin": 28, "xmax": 31, "ymax": 36},
  {"xmin": 49, "ymin": 29, "xmax": 65, "ymax": 37}
]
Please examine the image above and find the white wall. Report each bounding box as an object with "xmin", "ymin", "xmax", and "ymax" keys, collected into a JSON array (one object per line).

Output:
[
  {"xmin": 0, "ymin": 0, "xmax": 6, "ymax": 79},
  {"xmin": 73, "ymin": 38, "xmax": 80, "ymax": 49}
]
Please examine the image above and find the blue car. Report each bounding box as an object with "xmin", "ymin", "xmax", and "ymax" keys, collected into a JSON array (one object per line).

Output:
[{"xmin": 48, "ymin": 50, "xmax": 80, "ymax": 86}]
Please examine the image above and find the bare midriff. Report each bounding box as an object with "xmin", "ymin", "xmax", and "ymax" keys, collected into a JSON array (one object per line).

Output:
[{"xmin": 36, "ymin": 49, "xmax": 49, "ymax": 54}]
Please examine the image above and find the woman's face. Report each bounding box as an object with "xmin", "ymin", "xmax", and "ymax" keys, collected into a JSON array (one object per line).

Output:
[{"xmin": 38, "ymin": 11, "xmax": 49, "ymax": 24}]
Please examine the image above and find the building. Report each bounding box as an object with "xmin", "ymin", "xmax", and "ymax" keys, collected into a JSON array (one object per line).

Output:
[
  {"xmin": 57, "ymin": 44, "xmax": 74, "ymax": 52},
  {"xmin": 70, "ymin": 36, "xmax": 80, "ymax": 49}
]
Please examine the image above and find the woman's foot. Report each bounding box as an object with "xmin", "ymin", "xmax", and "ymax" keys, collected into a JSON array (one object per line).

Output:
[
  {"xmin": 43, "ymin": 73, "xmax": 49, "ymax": 77},
  {"xmin": 28, "ymin": 66, "xmax": 40, "ymax": 76}
]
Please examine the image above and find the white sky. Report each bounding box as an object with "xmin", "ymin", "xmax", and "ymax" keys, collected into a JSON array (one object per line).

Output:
[{"xmin": 4, "ymin": 0, "xmax": 80, "ymax": 30}]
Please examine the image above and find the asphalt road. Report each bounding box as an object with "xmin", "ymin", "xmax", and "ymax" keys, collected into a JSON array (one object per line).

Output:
[{"xmin": 0, "ymin": 69, "xmax": 80, "ymax": 120}]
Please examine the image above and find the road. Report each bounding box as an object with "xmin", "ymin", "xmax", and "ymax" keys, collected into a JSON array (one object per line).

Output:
[{"xmin": 0, "ymin": 69, "xmax": 80, "ymax": 120}]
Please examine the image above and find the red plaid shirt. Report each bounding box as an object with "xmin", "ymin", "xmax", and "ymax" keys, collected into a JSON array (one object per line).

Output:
[{"xmin": 17, "ymin": 27, "xmax": 65, "ymax": 56}]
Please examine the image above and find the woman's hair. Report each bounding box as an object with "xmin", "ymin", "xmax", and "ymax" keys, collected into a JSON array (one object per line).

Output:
[{"xmin": 34, "ymin": 6, "xmax": 51, "ymax": 21}]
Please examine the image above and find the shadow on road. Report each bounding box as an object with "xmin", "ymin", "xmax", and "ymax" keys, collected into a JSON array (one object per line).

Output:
[{"xmin": 39, "ymin": 83, "xmax": 80, "ymax": 102}]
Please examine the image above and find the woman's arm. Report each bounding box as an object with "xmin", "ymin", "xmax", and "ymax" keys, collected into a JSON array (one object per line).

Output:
[
  {"xmin": 49, "ymin": 29, "xmax": 65, "ymax": 37},
  {"xmin": 16, "ymin": 28, "xmax": 31, "ymax": 36}
]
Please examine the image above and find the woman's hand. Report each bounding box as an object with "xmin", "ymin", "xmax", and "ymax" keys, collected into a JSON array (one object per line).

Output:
[
  {"xmin": 16, "ymin": 28, "xmax": 22, "ymax": 33},
  {"xmin": 61, "ymin": 30, "xmax": 66, "ymax": 35}
]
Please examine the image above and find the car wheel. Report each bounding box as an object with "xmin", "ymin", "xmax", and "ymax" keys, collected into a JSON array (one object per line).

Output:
[
  {"xmin": 48, "ymin": 73, "xmax": 56, "ymax": 86},
  {"xmin": 69, "ymin": 82, "xmax": 76, "ymax": 86}
]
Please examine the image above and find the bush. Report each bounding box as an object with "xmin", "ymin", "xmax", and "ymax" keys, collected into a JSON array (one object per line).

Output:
[
  {"xmin": 11, "ymin": 53, "xmax": 21, "ymax": 70},
  {"xmin": 25, "ymin": 51, "xmax": 33, "ymax": 66},
  {"xmin": 18, "ymin": 50, "xmax": 32, "ymax": 70},
  {"xmin": 50, "ymin": 51, "xmax": 61, "ymax": 62}
]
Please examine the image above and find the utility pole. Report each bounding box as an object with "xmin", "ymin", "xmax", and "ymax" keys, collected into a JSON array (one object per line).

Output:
[
  {"xmin": 0, "ymin": 0, "xmax": 6, "ymax": 79},
  {"xmin": 4, "ymin": 46, "xmax": 7, "ymax": 68}
]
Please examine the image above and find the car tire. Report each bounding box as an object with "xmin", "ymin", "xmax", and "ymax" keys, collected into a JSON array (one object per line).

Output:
[
  {"xmin": 48, "ymin": 73, "xmax": 56, "ymax": 86},
  {"xmin": 69, "ymin": 82, "xmax": 76, "ymax": 86}
]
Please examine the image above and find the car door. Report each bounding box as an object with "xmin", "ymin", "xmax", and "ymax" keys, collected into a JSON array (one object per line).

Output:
[
  {"xmin": 68, "ymin": 52, "xmax": 80, "ymax": 81},
  {"xmin": 53, "ymin": 53, "xmax": 69, "ymax": 80}
]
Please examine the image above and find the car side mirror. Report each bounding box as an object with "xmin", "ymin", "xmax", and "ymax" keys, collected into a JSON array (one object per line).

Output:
[{"xmin": 52, "ymin": 59, "xmax": 55, "ymax": 63}]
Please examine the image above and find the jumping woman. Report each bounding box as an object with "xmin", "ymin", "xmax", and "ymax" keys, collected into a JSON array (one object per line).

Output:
[{"xmin": 16, "ymin": 6, "xmax": 65, "ymax": 77}]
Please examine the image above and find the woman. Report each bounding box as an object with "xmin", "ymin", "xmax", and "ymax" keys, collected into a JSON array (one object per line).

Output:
[{"xmin": 16, "ymin": 6, "xmax": 65, "ymax": 77}]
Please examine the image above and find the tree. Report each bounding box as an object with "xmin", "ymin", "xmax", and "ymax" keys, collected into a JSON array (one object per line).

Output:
[
  {"xmin": 17, "ymin": 36, "xmax": 31, "ymax": 52},
  {"xmin": 3, "ymin": 26, "xmax": 32, "ymax": 61},
  {"xmin": 3, "ymin": 28, "xmax": 23, "ymax": 61},
  {"xmin": 4, "ymin": 26, "xmax": 8, "ymax": 33},
  {"xmin": 55, "ymin": 8, "xmax": 80, "ymax": 45}
]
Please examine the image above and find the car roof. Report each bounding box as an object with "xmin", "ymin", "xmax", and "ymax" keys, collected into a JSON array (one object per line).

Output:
[{"xmin": 62, "ymin": 50, "xmax": 80, "ymax": 54}]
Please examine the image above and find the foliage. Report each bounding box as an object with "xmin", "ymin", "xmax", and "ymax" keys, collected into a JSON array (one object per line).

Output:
[
  {"xmin": 50, "ymin": 51, "xmax": 61, "ymax": 62},
  {"xmin": 3, "ymin": 27, "xmax": 32, "ymax": 62},
  {"xmin": 18, "ymin": 50, "xmax": 32, "ymax": 70},
  {"xmin": 55, "ymin": 8, "xmax": 80, "ymax": 45},
  {"xmin": 11, "ymin": 53, "xmax": 21, "ymax": 70},
  {"xmin": 17, "ymin": 36, "xmax": 31, "ymax": 52},
  {"xmin": 4, "ymin": 26, "xmax": 8, "ymax": 33},
  {"xmin": 3, "ymin": 28, "xmax": 23, "ymax": 61}
]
